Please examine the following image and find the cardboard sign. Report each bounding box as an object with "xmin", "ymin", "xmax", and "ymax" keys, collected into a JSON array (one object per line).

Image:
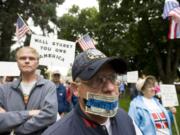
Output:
[
  {"xmin": 0, "ymin": 61, "xmax": 20, "ymax": 76},
  {"xmin": 127, "ymin": 71, "xmax": 138, "ymax": 83},
  {"xmin": 30, "ymin": 34, "xmax": 76, "ymax": 68},
  {"xmin": 160, "ymin": 84, "xmax": 179, "ymax": 107}
]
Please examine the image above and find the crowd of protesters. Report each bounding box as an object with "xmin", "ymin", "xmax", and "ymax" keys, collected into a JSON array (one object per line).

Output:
[{"xmin": 0, "ymin": 46, "xmax": 177, "ymax": 135}]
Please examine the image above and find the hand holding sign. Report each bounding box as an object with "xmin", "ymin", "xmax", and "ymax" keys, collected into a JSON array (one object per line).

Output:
[
  {"xmin": 160, "ymin": 84, "xmax": 179, "ymax": 135},
  {"xmin": 160, "ymin": 84, "xmax": 179, "ymax": 107}
]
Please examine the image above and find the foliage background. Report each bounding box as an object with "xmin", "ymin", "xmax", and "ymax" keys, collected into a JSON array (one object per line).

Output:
[{"xmin": 0, "ymin": 0, "xmax": 179, "ymax": 83}]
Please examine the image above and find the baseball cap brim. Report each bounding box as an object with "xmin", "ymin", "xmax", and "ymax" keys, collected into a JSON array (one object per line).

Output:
[{"xmin": 77, "ymin": 57, "xmax": 127, "ymax": 81}]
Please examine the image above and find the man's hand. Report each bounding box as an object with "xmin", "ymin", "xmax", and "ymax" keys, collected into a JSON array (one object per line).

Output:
[
  {"xmin": 0, "ymin": 107, "xmax": 6, "ymax": 113},
  {"xmin": 28, "ymin": 110, "xmax": 40, "ymax": 117},
  {"xmin": 169, "ymin": 107, "xmax": 176, "ymax": 114}
]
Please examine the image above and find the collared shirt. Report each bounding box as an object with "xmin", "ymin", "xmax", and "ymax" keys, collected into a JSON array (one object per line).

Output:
[{"xmin": 42, "ymin": 103, "xmax": 137, "ymax": 135}]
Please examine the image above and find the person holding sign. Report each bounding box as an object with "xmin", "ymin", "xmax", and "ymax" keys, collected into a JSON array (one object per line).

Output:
[
  {"xmin": 43, "ymin": 48, "xmax": 142, "ymax": 135},
  {"xmin": 0, "ymin": 47, "xmax": 58, "ymax": 135},
  {"xmin": 128, "ymin": 75, "xmax": 176, "ymax": 135}
]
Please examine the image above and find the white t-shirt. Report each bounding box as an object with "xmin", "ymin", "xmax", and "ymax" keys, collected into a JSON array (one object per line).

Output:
[
  {"xmin": 143, "ymin": 97, "xmax": 170, "ymax": 135},
  {"xmin": 101, "ymin": 118, "xmax": 112, "ymax": 135},
  {"xmin": 21, "ymin": 80, "xmax": 36, "ymax": 104}
]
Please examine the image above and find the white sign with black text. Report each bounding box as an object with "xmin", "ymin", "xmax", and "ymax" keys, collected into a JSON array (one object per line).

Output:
[
  {"xmin": 30, "ymin": 34, "xmax": 76, "ymax": 68},
  {"xmin": 160, "ymin": 84, "xmax": 179, "ymax": 107}
]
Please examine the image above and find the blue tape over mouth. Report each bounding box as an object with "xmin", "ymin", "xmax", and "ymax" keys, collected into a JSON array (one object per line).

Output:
[{"xmin": 86, "ymin": 98, "xmax": 118, "ymax": 110}]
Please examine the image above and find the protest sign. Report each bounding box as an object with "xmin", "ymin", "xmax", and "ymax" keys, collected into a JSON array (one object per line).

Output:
[
  {"xmin": 160, "ymin": 84, "xmax": 180, "ymax": 135},
  {"xmin": 30, "ymin": 34, "xmax": 76, "ymax": 68},
  {"xmin": 0, "ymin": 61, "xmax": 20, "ymax": 76},
  {"xmin": 127, "ymin": 71, "xmax": 138, "ymax": 83},
  {"xmin": 160, "ymin": 84, "xmax": 179, "ymax": 107}
]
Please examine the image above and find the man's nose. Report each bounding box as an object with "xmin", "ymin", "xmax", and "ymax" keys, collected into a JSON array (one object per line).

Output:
[
  {"xmin": 25, "ymin": 58, "xmax": 30, "ymax": 62},
  {"xmin": 102, "ymin": 80, "xmax": 116, "ymax": 93}
]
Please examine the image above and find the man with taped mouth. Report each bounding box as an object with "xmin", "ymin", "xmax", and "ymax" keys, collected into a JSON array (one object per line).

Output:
[{"xmin": 43, "ymin": 48, "xmax": 141, "ymax": 135}]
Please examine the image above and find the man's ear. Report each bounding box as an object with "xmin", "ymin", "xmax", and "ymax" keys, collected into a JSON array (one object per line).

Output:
[
  {"xmin": 71, "ymin": 82, "xmax": 79, "ymax": 97},
  {"xmin": 36, "ymin": 60, "xmax": 39, "ymax": 68},
  {"xmin": 115, "ymin": 85, "xmax": 120, "ymax": 96}
]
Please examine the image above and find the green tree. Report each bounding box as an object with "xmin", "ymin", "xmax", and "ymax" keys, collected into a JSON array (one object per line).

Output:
[{"xmin": 97, "ymin": 0, "xmax": 180, "ymax": 83}]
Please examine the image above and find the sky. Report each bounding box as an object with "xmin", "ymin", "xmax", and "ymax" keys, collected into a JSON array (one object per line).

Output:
[{"xmin": 56, "ymin": 0, "xmax": 98, "ymax": 17}]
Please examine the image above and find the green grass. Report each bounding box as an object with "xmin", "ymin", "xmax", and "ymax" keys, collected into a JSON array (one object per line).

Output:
[{"xmin": 119, "ymin": 93, "xmax": 180, "ymax": 135}]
